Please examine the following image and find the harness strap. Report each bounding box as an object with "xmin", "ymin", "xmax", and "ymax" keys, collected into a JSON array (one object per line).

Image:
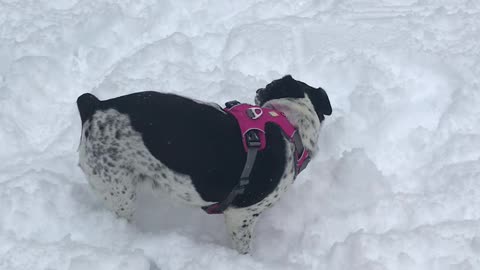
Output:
[
  {"xmin": 293, "ymin": 131, "xmax": 311, "ymax": 174},
  {"xmin": 201, "ymin": 101, "xmax": 311, "ymax": 215},
  {"xmin": 201, "ymin": 130, "xmax": 260, "ymax": 214}
]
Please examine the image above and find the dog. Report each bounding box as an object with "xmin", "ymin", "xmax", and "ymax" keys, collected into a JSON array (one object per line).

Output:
[{"xmin": 76, "ymin": 75, "xmax": 332, "ymax": 254}]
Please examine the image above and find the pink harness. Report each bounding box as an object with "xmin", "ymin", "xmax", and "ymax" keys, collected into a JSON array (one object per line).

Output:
[
  {"xmin": 224, "ymin": 103, "xmax": 310, "ymax": 173},
  {"xmin": 202, "ymin": 101, "xmax": 311, "ymax": 215}
]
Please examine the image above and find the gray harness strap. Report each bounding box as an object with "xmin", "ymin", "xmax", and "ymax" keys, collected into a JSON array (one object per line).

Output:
[{"xmin": 201, "ymin": 130, "xmax": 260, "ymax": 214}]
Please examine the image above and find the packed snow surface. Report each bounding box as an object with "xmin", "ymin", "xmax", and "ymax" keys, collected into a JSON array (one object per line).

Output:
[{"xmin": 1, "ymin": 0, "xmax": 480, "ymax": 269}]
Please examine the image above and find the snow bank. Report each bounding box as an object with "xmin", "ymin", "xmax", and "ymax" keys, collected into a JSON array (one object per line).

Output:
[{"xmin": 1, "ymin": 0, "xmax": 480, "ymax": 269}]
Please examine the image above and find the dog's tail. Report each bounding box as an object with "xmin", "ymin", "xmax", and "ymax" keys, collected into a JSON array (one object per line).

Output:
[{"xmin": 77, "ymin": 93, "xmax": 101, "ymax": 124}]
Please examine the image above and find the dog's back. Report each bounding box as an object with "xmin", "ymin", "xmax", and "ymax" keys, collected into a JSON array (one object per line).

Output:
[
  {"xmin": 76, "ymin": 92, "xmax": 252, "ymax": 217},
  {"xmin": 78, "ymin": 93, "xmax": 214, "ymax": 219}
]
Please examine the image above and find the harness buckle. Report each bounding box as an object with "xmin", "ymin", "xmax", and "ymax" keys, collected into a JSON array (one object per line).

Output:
[{"xmin": 245, "ymin": 130, "xmax": 261, "ymax": 148}]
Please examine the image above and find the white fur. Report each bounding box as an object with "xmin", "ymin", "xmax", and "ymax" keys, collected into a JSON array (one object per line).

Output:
[{"xmin": 263, "ymin": 95, "xmax": 321, "ymax": 157}]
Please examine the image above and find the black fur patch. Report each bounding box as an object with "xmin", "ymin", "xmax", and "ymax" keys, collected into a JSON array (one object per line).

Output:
[{"xmin": 256, "ymin": 75, "xmax": 332, "ymax": 121}]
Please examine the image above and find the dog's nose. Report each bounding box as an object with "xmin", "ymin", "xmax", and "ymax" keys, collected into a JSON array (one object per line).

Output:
[{"xmin": 256, "ymin": 88, "xmax": 262, "ymax": 94}]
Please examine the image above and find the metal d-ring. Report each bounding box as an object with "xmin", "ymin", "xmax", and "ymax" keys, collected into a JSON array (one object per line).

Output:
[{"xmin": 247, "ymin": 107, "xmax": 263, "ymax": 120}]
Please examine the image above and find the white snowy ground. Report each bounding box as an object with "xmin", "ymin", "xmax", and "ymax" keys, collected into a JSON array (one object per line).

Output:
[{"xmin": 1, "ymin": 0, "xmax": 480, "ymax": 269}]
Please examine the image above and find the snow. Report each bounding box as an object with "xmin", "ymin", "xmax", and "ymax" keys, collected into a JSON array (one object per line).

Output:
[{"xmin": 1, "ymin": 0, "xmax": 480, "ymax": 269}]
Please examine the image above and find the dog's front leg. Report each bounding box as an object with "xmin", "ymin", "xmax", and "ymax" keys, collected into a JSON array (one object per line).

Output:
[{"xmin": 224, "ymin": 207, "xmax": 262, "ymax": 254}]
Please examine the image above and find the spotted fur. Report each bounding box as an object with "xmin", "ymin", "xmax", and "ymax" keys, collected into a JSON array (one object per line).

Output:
[
  {"xmin": 79, "ymin": 109, "xmax": 209, "ymax": 221},
  {"xmin": 77, "ymin": 75, "xmax": 332, "ymax": 254}
]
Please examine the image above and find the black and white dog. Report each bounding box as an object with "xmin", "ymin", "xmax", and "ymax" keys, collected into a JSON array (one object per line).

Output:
[{"xmin": 77, "ymin": 75, "xmax": 332, "ymax": 254}]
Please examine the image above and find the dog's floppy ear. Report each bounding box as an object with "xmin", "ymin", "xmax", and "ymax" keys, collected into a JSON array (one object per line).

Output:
[{"xmin": 306, "ymin": 87, "xmax": 332, "ymax": 117}]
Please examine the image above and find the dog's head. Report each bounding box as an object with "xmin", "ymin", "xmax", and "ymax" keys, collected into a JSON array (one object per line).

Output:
[{"xmin": 255, "ymin": 75, "xmax": 332, "ymax": 122}]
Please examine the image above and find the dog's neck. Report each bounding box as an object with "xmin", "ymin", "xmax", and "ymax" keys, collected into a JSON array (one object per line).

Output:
[{"xmin": 262, "ymin": 96, "xmax": 321, "ymax": 157}]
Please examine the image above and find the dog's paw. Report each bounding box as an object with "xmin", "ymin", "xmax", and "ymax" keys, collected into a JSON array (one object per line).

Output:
[{"xmin": 224, "ymin": 208, "xmax": 263, "ymax": 254}]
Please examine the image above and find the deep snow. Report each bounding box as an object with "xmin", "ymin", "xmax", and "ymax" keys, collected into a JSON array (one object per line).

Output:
[{"xmin": 1, "ymin": 0, "xmax": 480, "ymax": 269}]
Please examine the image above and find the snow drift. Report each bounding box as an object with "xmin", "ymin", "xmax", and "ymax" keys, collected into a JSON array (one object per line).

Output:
[{"xmin": 1, "ymin": 0, "xmax": 480, "ymax": 269}]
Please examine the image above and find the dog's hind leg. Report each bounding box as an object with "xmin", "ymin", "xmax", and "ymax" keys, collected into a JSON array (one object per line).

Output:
[
  {"xmin": 103, "ymin": 171, "xmax": 138, "ymax": 221},
  {"xmin": 83, "ymin": 165, "xmax": 138, "ymax": 222},
  {"xmin": 224, "ymin": 207, "xmax": 262, "ymax": 254}
]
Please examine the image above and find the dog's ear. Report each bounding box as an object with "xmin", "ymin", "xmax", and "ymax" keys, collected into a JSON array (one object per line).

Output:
[
  {"xmin": 269, "ymin": 75, "xmax": 299, "ymax": 93},
  {"xmin": 306, "ymin": 87, "xmax": 332, "ymax": 117}
]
